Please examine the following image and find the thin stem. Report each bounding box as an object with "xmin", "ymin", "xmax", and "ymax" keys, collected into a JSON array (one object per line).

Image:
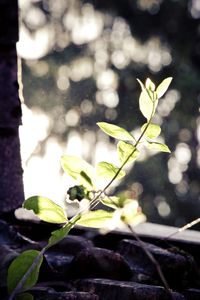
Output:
[
  {"xmin": 88, "ymin": 101, "xmax": 156, "ymax": 212},
  {"xmin": 165, "ymin": 217, "xmax": 200, "ymax": 240},
  {"xmin": 79, "ymin": 97, "xmax": 174, "ymax": 298},
  {"xmin": 126, "ymin": 223, "xmax": 174, "ymax": 299}
]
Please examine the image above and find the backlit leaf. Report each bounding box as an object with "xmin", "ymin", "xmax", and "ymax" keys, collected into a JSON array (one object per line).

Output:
[
  {"xmin": 138, "ymin": 82, "xmax": 157, "ymax": 120},
  {"xmin": 147, "ymin": 141, "xmax": 171, "ymax": 153},
  {"xmin": 141, "ymin": 123, "xmax": 161, "ymax": 139},
  {"xmin": 137, "ymin": 78, "xmax": 145, "ymax": 90},
  {"xmin": 61, "ymin": 155, "xmax": 95, "ymax": 189},
  {"xmin": 117, "ymin": 141, "xmax": 139, "ymax": 164},
  {"xmin": 23, "ymin": 196, "xmax": 67, "ymax": 224},
  {"xmin": 138, "ymin": 78, "xmax": 157, "ymax": 101},
  {"xmin": 101, "ymin": 196, "xmax": 120, "ymax": 209},
  {"xmin": 156, "ymin": 77, "xmax": 173, "ymax": 99},
  {"xmin": 47, "ymin": 215, "xmax": 80, "ymax": 248},
  {"xmin": 77, "ymin": 210, "xmax": 114, "ymax": 228},
  {"xmin": 7, "ymin": 250, "xmax": 43, "ymax": 294},
  {"xmin": 97, "ymin": 122, "xmax": 134, "ymax": 141},
  {"xmin": 145, "ymin": 78, "xmax": 155, "ymax": 91},
  {"xmin": 96, "ymin": 162, "xmax": 125, "ymax": 179}
]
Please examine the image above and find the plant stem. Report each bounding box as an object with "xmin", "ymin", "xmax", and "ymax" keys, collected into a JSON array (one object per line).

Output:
[
  {"xmin": 88, "ymin": 102, "xmax": 155, "ymax": 211},
  {"xmin": 126, "ymin": 223, "xmax": 174, "ymax": 299},
  {"xmin": 79, "ymin": 98, "xmax": 175, "ymax": 297},
  {"xmin": 165, "ymin": 217, "xmax": 200, "ymax": 240}
]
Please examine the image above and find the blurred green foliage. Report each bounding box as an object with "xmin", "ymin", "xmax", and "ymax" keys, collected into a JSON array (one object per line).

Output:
[{"xmin": 20, "ymin": 0, "xmax": 200, "ymax": 228}]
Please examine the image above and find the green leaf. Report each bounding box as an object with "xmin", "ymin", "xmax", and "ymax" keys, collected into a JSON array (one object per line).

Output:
[
  {"xmin": 97, "ymin": 122, "xmax": 134, "ymax": 141},
  {"xmin": 47, "ymin": 215, "xmax": 80, "ymax": 248},
  {"xmin": 147, "ymin": 141, "xmax": 171, "ymax": 153},
  {"xmin": 117, "ymin": 141, "xmax": 139, "ymax": 164},
  {"xmin": 101, "ymin": 196, "xmax": 121, "ymax": 209},
  {"xmin": 16, "ymin": 293, "xmax": 34, "ymax": 300},
  {"xmin": 23, "ymin": 196, "xmax": 67, "ymax": 224},
  {"xmin": 61, "ymin": 155, "xmax": 95, "ymax": 189},
  {"xmin": 141, "ymin": 123, "xmax": 161, "ymax": 139},
  {"xmin": 137, "ymin": 78, "xmax": 145, "ymax": 91},
  {"xmin": 77, "ymin": 210, "xmax": 114, "ymax": 228},
  {"xmin": 96, "ymin": 162, "xmax": 125, "ymax": 179},
  {"xmin": 7, "ymin": 250, "xmax": 43, "ymax": 294},
  {"xmin": 47, "ymin": 225, "xmax": 72, "ymax": 248},
  {"xmin": 145, "ymin": 78, "xmax": 155, "ymax": 91},
  {"xmin": 156, "ymin": 77, "xmax": 173, "ymax": 99},
  {"xmin": 138, "ymin": 84, "xmax": 157, "ymax": 121},
  {"xmin": 137, "ymin": 78, "xmax": 156, "ymax": 101}
]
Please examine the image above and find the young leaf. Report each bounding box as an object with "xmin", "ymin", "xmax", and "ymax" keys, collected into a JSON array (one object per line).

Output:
[
  {"xmin": 145, "ymin": 78, "xmax": 155, "ymax": 91},
  {"xmin": 61, "ymin": 155, "xmax": 95, "ymax": 189},
  {"xmin": 47, "ymin": 225, "xmax": 71, "ymax": 248},
  {"xmin": 7, "ymin": 250, "xmax": 43, "ymax": 294},
  {"xmin": 23, "ymin": 196, "xmax": 67, "ymax": 224},
  {"xmin": 138, "ymin": 78, "xmax": 156, "ymax": 101},
  {"xmin": 147, "ymin": 141, "xmax": 171, "ymax": 153},
  {"xmin": 77, "ymin": 210, "xmax": 114, "ymax": 228},
  {"xmin": 117, "ymin": 141, "xmax": 139, "ymax": 164},
  {"xmin": 138, "ymin": 85, "xmax": 157, "ymax": 121},
  {"xmin": 137, "ymin": 78, "xmax": 145, "ymax": 91},
  {"xmin": 97, "ymin": 122, "xmax": 135, "ymax": 141},
  {"xmin": 101, "ymin": 196, "xmax": 120, "ymax": 209},
  {"xmin": 96, "ymin": 162, "xmax": 125, "ymax": 179},
  {"xmin": 141, "ymin": 123, "xmax": 161, "ymax": 139},
  {"xmin": 156, "ymin": 77, "xmax": 173, "ymax": 99},
  {"xmin": 47, "ymin": 214, "xmax": 81, "ymax": 248}
]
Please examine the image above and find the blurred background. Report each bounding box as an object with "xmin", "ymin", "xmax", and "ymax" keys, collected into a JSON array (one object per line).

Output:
[{"xmin": 18, "ymin": 0, "xmax": 200, "ymax": 228}]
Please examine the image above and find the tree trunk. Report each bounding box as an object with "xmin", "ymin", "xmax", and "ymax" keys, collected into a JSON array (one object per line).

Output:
[{"xmin": 0, "ymin": 0, "xmax": 24, "ymax": 213}]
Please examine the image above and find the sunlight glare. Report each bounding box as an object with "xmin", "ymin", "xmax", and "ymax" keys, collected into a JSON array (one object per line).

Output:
[
  {"xmin": 69, "ymin": 57, "xmax": 93, "ymax": 82},
  {"xmin": 65, "ymin": 109, "xmax": 80, "ymax": 127},
  {"xmin": 96, "ymin": 90, "xmax": 119, "ymax": 108},
  {"xmin": 17, "ymin": 26, "xmax": 54, "ymax": 59},
  {"xmin": 19, "ymin": 104, "xmax": 50, "ymax": 164},
  {"xmin": 64, "ymin": 4, "xmax": 104, "ymax": 45},
  {"xmin": 157, "ymin": 201, "xmax": 171, "ymax": 217},
  {"xmin": 96, "ymin": 69, "xmax": 118, "ymax": 90}
]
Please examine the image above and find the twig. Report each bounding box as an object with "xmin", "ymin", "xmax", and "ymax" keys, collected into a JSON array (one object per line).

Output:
[
  {"xmin": 165, "ymin": 217, "xmax": 200, "ymax": 240},
  {"xmin": 126, "ymin": 223, "xmax": 174, "ymax": 299}
]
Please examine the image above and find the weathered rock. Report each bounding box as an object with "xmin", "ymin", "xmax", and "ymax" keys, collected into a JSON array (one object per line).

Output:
[
  {"xmin": 76, "ymin": 278, "xmax": 185, "ymax": 300},
  {"xmin": 0, "ymin": 244, "xmax": 19, "ymax": 288},
  {"xmin": 13, "ymin": 220, "xmax": 59, "ymax": 242},
  {"xmin": 118, "ymin": 239, "xmax": 196, "ymax": 288},
  {"xmin": 33, "ymin": 281, "xmax": 71, "ymax": 292},
  {"xmin": 69, "ymin": 247, "xmax": 132, "ymax": 280},
  {"xmin": 0, "ymin": 219, "xmax": 25, "ymax": 246},
  {"xmin": 0, "ymin": 219, "xmax": 41, "ymax": 254},
  {"xmin": 0, "ymin": 221, "xmax": 41, "ymax": 292},
  {"xmin": 44, "ymin": 253, "xmax": 73, "ymax": 277},
  {"xmin": 50, "ymin": 235, "xmax": 94, "ymax": 255},
  {"xmin": 183, "ymin": 288, "xmax": 200, "ymax": 300},
  {"xmin": 31, "ymin": 287, "xmax": 99, "ymax": 300},
  {"xmin": 1, "ymin": 219, "xmax": 200, "ymax": 299}
]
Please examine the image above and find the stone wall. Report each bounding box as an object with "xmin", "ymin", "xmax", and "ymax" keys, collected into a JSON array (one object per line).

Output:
[{"xmin": 0, "ymin": 0, "xmax": 24, "ymax": 212}]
